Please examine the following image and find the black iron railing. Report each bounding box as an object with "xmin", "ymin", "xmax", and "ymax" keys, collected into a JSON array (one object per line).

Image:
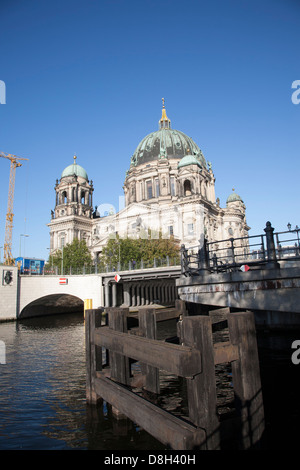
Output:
[{"xmin": 181, "ymin": 222, "xmax": 300, "ymax": 276}]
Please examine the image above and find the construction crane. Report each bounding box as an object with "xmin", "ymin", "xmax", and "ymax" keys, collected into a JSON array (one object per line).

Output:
[{"xmin": 0, "ymin": 152, "xmax": 29, "ymax": 265}]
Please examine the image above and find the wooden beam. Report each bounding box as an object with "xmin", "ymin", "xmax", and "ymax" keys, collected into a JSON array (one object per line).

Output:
[
  {"xmin": 139, "ymin": 308, "xmax": 160, "ymax": 394},
  {"xmin": 95, "ymin": 371, "xmax": 206, "ymax": 450},
  {"xmin": 227, "ymin": 311, "xmax": 265, "ymax": 449},
  {"xmin": 182, "ymin": 315, "xmax": 220, "ymax": 450},
  {"xmin": 85, "ymin": 308, "xmax": 104, "ymax": 404},
  {"xmin": 94, "ymin": 327, "xmax": 202, "ymax": 378},
  {"xmin": 214, "ymin": 341, "xmax": 239, "ymax": 364}
]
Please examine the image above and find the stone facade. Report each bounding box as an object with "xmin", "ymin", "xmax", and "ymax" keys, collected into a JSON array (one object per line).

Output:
[{"xmin": 48, "ymin": 103, "xmax": 249, "ymax": 260}]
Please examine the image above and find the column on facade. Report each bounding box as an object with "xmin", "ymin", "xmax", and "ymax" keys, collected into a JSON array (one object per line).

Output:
[
  {"xmin": 149, "ymin": 283, "xmax": 153, "ymax": 304},
  {"xmin": 140, "ymin": 284, "xmax": 145, "ymax": 305},
  {"xmin": 123, "ymin": 283, "xmax": 131, "ymax": 307},
  {"xmin": 104, "ymin": 281, "xmax": 110, "ymax": 308},
  {"xmin": 136, "ymin": 285, "xmax": 140, "ymax": 306},
  {"xmin": 112, "ymin": 282, "xmax": 117, "ymax": 307},
  {"xmin": 131, "ymin": 285, "xmax": 136, "ymax": 307}
]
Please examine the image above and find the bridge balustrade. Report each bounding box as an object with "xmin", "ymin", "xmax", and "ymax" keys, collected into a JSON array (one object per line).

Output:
[{"xmin": 181, "ymin": 222, "xmax": 300, "ymax": 276}]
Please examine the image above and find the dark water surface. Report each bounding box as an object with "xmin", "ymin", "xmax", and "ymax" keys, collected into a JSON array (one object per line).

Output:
[{"xmin": 0, "ymin": 313, "xmax": 299, "ymax": 450}]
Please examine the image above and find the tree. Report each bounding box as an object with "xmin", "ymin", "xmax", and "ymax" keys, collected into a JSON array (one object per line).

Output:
[
  {"xmin": 46, "ymin": 239, "xmax": 92, "ymax": 272},
  {"xmin": 99, "ymin": 233, "xmax": 180, "ymax": 269}
]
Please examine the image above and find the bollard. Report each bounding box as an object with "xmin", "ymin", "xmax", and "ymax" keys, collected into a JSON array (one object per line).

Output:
[{"xmin": 84, "ymin": 299, "xmax": 93, "ymax": 318}]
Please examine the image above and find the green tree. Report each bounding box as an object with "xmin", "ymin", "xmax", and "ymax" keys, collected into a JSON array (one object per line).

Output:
[
  {"xmin": 46, "ymin": 239, "xmax": 92, "ymax": 272},
  {"xmin": 99, "ymin": 233, "xmax": 180, "ymax": 270}
]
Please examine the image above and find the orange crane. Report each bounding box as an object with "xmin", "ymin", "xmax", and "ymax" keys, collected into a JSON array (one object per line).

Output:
[{"xmin": 0, "ymin": 152, "xmax": 29, "ymax": 265}]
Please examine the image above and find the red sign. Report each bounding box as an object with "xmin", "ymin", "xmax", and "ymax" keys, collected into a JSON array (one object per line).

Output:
[
  {"xmin": 114, "ymin": 274, "xmax": 121, "ymax": 282},
  {"xmin": 240, "ymin": 265, "xmax": 250, "ymax": 272},
  {"xmin": 59, "ymin": 278, "xmax": 68, "ymax": 285}
]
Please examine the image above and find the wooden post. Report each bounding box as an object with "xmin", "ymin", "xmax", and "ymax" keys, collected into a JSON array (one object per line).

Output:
[
  {"xmin": 85, "ymin": 308, "xmax": 104, "ymax": 404},
  {"xmin": 227, "ymin": 311, "xmax": 265, "ymax": 449},
  {"xmin": 107, "ymin": 308, "xmax": 130, "ymax": 386},
  {"xmin": 182, "ymin": 315, "xmax": 220, "ymax": 450},
  {"xmin": 138, "ymin": 308, "xmax": 160, "ymax": 394},
  {"xmin": 107, "ymin": 307, "xmax": 131, "ymax": 419},
  {"xmin": 175, "ymin": 299, "xmax": 188, "ymax": 344}
]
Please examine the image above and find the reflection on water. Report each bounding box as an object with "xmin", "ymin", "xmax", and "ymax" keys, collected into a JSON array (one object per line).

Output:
[
  {"xmin": 0, "ymin": 313, "xmax": 164, "ymax": 450},
  {"xmin": 0, "ymin": 313, "xmax": 299, "ymax": 449}
]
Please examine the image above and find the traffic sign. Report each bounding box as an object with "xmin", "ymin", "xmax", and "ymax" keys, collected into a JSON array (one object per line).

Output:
[
  {"xmin": 240, "ymin": 265, "xmax": 250, "ymax": 272},
  {"xmin": 114, "ymin": 274, "xmax": 121, "ymax": 282}
]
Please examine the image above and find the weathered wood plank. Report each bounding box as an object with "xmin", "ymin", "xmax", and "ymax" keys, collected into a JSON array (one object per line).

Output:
[
  {"xmin": 108, "ymin": 308, "xmax": 130, "ymax": 386},
  {"xmin": 182, "ymin": 315, "xmax": 220, "ymax": 450},
  {"xmin": 214, "ymin": 341, "xmax": 239, "ymax": 364},
  {"xmin": 139, "ymin": 309, "xmax": 160, "ymax": 394},
  {"xmin": 227, "ymin": 311, "xmax": 265, "ymax": 449},
  {"xmin": 95, "ymin": 371, "xmax": 206, "ymax": 450},
  {"xmin": 85, "ymin": 308, "xmax": 104, "ymax": 404},
  {"xmin": 155, "ymin": 308, "xmax": 181, "ymax": 321},
  {"xmin": 94, "ymin": 327, "xmax": 202, "ymax": 378}
]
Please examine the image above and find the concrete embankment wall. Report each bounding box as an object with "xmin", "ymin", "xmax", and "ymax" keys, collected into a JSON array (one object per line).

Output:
[{"xmin": 0, "ymin": 266, "xmax": 19, "ymax": 321}]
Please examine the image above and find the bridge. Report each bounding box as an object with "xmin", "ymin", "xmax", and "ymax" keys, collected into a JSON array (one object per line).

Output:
[
  {"xmin": 1, "ymin": 221, "xmax": 300, "ymax": 328},
  {"xmin": 0, "ymin": 263, "xmax": 180, "ymax": 321},
  {"xmin": 176, "ymin": 222, "xmax": 300, "ymax": 328}
]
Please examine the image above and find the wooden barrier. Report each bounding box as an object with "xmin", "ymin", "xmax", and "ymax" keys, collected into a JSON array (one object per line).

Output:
[{"xmin": 85, "ymin": 307, "xmax": 264, "ymax": 450}]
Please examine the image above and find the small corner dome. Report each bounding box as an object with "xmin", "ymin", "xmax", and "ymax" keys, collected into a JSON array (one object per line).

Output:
[
  {"xmin": 178, "ymin": 154, "xmax": 202, "ymax": 169},
  {"xmin": 61, "ymin": 156, "xmax": 88, "ymax": 180},
  {"xmin": 226, "ymin": 189, "xmax": 243, "ymax": 204}
]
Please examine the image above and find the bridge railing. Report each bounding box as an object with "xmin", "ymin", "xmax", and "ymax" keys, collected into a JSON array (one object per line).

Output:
[
  {"xmin": 181, "ymin": 222, "xmax": 300, "ymax": 276},
  {"xmin": 42, "ymin": 255, "xmax": 181, "ymax": 276}
]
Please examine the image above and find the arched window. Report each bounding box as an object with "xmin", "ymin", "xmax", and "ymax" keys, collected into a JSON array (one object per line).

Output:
[
  {"xmin": 61, "ymin": 191, "xmax": 68, "ymax": 204},
  {"xmin": 184, "ymin": 180, "xmax": 192, "ymax": 196}
]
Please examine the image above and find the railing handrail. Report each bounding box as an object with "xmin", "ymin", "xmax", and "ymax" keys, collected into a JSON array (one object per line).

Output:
[{"xmin": 181, "ymin": 222, "xmax": 300, "ymax": 276}]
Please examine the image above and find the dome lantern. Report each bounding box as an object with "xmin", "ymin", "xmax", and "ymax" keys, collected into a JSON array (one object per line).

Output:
[{"xmin": 158, "ymin": 98, "xmax": 171, "ymax": 129}]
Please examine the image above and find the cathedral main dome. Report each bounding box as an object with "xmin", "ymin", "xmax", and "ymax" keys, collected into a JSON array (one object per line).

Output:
[{"xmin": 129, "ymin": 101, "xmax": 207, "ymax": 169}]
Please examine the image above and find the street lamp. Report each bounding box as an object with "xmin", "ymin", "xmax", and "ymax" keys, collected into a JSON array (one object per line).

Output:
[
  {"xmin": 19, "ymin": 234, "xmax": 29, "ymax": 257},
  {"xmin": 61, "ymin": 243, "xmax": 64, "ymax": 275},
  {"xmin": 287, "ymin": 223, "xmax": 292, "ymax": 231}
]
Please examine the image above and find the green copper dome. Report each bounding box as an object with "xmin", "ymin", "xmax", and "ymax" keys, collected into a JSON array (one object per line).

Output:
[
  {"xmin": 178, "ymin": 154, "xmax": 202, "ymax": 169},
  {"xmin": 61, "ymin": 156, "xmax": 88, "ymax": 180},
  {"xmin": 226, "ymin": 189, "xmax": 243, "ymax": 204},
  {"xmin": 129, "ymin": 102, "xmax": 207, "ymax": 169}
]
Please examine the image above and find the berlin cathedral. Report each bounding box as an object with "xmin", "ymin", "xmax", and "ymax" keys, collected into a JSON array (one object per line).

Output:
[{"xmin": 48, "ymin": 101, "xmax": 249, "ymax": 261}]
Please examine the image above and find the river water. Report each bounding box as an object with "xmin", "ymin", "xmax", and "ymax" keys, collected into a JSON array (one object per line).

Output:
[{"xmin": 0, "ymin": 312, "xmax": 299, "ymax": 450}]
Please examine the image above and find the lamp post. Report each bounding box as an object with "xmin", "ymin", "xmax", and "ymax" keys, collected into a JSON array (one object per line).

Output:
[{"xmin": 61, "ymin": 247, "xmax": 63, "ymax": 275}]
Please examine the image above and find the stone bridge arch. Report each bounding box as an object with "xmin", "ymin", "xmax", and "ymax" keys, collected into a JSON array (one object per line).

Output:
[{"xmin": 19, "ymin": 293, "xmax": 84, "ymax": 319}]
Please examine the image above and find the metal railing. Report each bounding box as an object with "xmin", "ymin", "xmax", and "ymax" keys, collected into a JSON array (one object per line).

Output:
[
  {"xmin": 41, "ymin": 255, "xmax": 181, "ymax": 276},
  {"xmin": 181, "ymin": 222, "xmax": 300, "ymax": 276}
]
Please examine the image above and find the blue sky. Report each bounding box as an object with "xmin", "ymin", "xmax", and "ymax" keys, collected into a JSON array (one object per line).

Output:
[{"xmin": 0, "ymin": 0, "xmax": 299, "ymax": 261}]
